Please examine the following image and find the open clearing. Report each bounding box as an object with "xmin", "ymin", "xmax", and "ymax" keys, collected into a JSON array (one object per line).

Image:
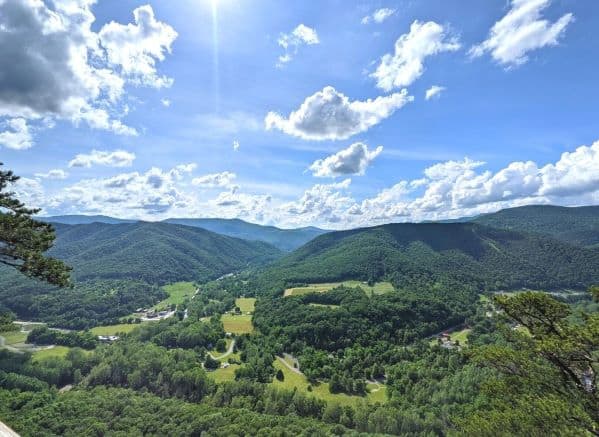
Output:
[
  {"xmin": 90, "ymin": 323, "xmax": 141, "ymax": 336},
  {"xmin": 235, "ymin": 297, "xmax": 256, "ymax": 313},
  {"xmin": 222, "ymin": 314, "xmax": 253, "ymax": 334},
  {"xmin": 154, "ymin": 282, "xmax": 197, "ymax": 309},
  {"xmin": 209, "ymin": 364, "xmax": 240, "ymax": 383},
  {"xmin": 271, "ymin": 359, "xmax": 386, "ymax": 407},
  {"xmin": 450, "ymin": 328, "xmax": 471, "ymax": 344},
  {"xmin": 33, "ymin": 346, "xmax": 71, "ymax": 361},
  {"xmin": 284, "ymin": 281, "xmax": 394, "ymax": 297},
  {"xmin": 0, "ymin": 331, "xmax": 27, "ymax": 345}
]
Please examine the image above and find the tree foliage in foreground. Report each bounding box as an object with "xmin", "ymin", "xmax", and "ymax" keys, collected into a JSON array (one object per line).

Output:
[
  {"xmin": 460, "ymin": 289, "xmax": 599, "ymax": 436},
  {"xmin": 0, "ymin": 163, "xmax": 70, "ymax": 286}
]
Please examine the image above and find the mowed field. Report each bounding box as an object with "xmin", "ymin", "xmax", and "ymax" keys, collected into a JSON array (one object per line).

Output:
[
  {"xmin": 90, "ymin": 323, "xmax": 141, "ymax": 336},
  {"xmin": 222, "ymin": 314, "xmax": 253, "ymax": 334},
  {"xmin": 271, "ymin": 359, "xmax": 386, "ymax": 406},
  {"xmin": 32, "ymin": 346, "xmax": 71, "ymax": 361},
  {"xmin": 284, "ymin": 281, "xmax": 394, "ymax": 297},
  {"xmin": 154, "ymin": 281, "xmax": 197, "ymax": 309},
  {"xmin": 235, "ymin": 297, "xmax": 256, "ymax": 313}
]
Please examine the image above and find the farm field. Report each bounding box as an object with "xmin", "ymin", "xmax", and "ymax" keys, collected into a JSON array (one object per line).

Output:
[
  {"xmin": 235, "ymin": 297, "xmax": 256, "ymax": 313},
  {"xmin": 284, "ymin": 281, "xmax": 394, "ymax": 297},
  {"xmin": 222, "ymin": 314, "xmax": 253, "ymax": 334},
  {"xmin": 90, "ymin": 323, "xmax": 141, "ymax": 336},
  {"xmin": 32, "ymin": 346, "xmax": 71, "ymax": 361},
  {"xmin": 271, "ymin": 359, "xmax": 386, "ymax": 407},
  {"xmin": 154, "ymin": 281, "xmax": 197, "ymax": 309}
]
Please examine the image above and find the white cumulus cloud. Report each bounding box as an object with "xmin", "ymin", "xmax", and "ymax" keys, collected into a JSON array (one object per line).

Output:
[
  {"xmin": 371, "ymin": 20, "xmax": 461, "ymax": 91},
  {"xmin": 0, "ymin": 118, "xmax": 32, "ymax": 150},
  {"xmin": 309, "ymin": 143, "xmax": 383, "ymax": 177},
  {"xmin": 192, "ymin": 171, "xmax": 237, "ymax": 188},
  {"xmin": 362, "ymin": 8, "xmax": 396, "ymax": 24},
  {"xmin": 0, "ymin": 1, "xmax": 176, "ymax": 144},
  {"xmin": 265, "ymin": 86, "xmax": 413, "ymax": 140},
  {"xmin": 277, "ymin": 24, "xmax": 319, "ymax": 66},
  {"xmin": 469, "ymin": 0, "xmax": 573, "ymax": 67},
  {"xmin": 35, "ymin": 169, "xmax": 68, "ymax": 180},
  {"xmin": 99, "ymin": 4, "xmax": 177, "ymax": 88},
  {"xmin": 425, "ymin": 85, "xmax": 446, "ymax": 100},
  {"xmin": 69, "ymin": 150, "xmax": 136, "ymax": 168}
]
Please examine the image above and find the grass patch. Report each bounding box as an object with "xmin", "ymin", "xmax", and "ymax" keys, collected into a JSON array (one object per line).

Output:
[
  {"xmin": 235, "ymin": 297, "xmax": 256, "ymax": 313},
  {"xmin": 0, "ymin": 331, "xmax": 27, "ymax": 345},
  {"xmin": 450, "ymin": 328, "xmax": 471, "ymax": 345},
  {"xmin": 90, "ymin": 324, "xmax": 140, "ymax": 336},
  {"xmin": 284, "ymin": 281, "xmax": 394, "ymax": 298},
  {"xmin": 222, "ymin": 314, "xmax": 253, "ymax": 334},
  {"xmin": 209, "ymin": 364, "xmax": 240, "ymax": 383},
  {"xmin": 154, "ymin": 282, "xmax": 196, "ymax": 309},
  {"xmin": 33, "ymin": 346, "xmax": 71, "ymax": 361},
  {"xmin": 271, "ymin": 360, "xmax": 385, "ymax": 407}
]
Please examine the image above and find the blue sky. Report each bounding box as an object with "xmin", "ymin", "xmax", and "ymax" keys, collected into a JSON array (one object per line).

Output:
[{"xmin": 1, "ymin": 0, "xmax": 598, "ymax": 228}]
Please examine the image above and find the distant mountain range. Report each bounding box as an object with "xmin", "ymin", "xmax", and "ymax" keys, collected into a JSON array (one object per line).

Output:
[
  {"xmin": 41, "ymin": 215, "xmax": 328, "ymax": 251},
  {"xmin": 162, "ymin": 218, "xmax": 327, "ymax": 252},
  {"xmin": 260, "ymin": 221, "xmax": 599, "ymax": 292}
]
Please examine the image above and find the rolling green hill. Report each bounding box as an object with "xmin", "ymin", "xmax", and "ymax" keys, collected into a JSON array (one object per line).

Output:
[
  {"xmin": 473, "ymin": 205, "xmax": 599, "ymax": 247},
  {"xmin": 162, "ymin": 218, "xmax": 327, "ymax": 251},
  {"xmin": 260, "ymin": 222, "xmax": 599, "ymax": 292},
  {"xmin": 46, "ymin": 221, "xmax": 282, "ymax": 284}
]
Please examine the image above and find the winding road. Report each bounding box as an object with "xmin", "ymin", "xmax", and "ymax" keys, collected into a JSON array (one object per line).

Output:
[{"xmin": 208, "ymin": 339, "xmax": 236, "ymax": 361}]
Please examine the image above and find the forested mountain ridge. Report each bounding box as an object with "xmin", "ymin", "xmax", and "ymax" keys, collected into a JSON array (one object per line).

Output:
[
  {"xmin": 260, "ymin": 222, "xmax": 599, "ymax": 291},
  {"xmin": 41, "ymin": 215, "xmax": 328, "ymax": 251},
  {"xmin": 45, "ymin": 221, "xmax": 282, "ymax": 284},
  {"xmin": 473, "ymin": 205, "xmax": 599, "ymax": 247},
  {"xmin": 163, "ymin": 217, "xmax": 328, "ymax": 251}
]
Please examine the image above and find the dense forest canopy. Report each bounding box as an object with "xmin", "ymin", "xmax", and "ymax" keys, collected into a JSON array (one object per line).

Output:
[{"xmin": 474, "ymin": 205, "xmax": 599, "ymax": 248}]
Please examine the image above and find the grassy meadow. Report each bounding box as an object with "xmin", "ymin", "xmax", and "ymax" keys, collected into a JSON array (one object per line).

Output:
[
  {"xmin": 222, "ymin": 314, "xmax": 253, "ymax": 334},
  {"xmin": 271, "ymin": 359, "xmax": 386, "ymax": 407},
  {"xmin": 284, "ymin": 281, "xmax": 394, "ymax": 297},
  {"xmin": 235, "ymin": 297, "xmax": 256, "ymax": 313},
  {"xmin": 154, "ymin": 282, "xmax": 197, "ymax": 309}
]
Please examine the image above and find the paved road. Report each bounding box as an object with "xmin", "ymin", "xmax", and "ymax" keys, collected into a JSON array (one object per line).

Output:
[{"xmin": 209, "ymin": 339, "xmax": 236, "ymax": 360}]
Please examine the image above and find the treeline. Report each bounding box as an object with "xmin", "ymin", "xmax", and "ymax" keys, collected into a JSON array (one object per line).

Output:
[
  {"xmin": 133, "ymin": 316, "xmax": 224, "ymax": 350},
  {"xmin": 27, "ymin": 326, "xmax": 97, "ymax": 349},
  {"xmin": 0, "ymin": 387, "xmax": 342, "ymax": 437}
]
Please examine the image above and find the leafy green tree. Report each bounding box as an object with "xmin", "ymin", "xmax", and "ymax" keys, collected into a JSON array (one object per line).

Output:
[
  {"xmin": 460, "ymin": 290, "xmax": 599, "ymax": 436},
  {"xmin": 0, "ymin": 163, "xmax": 70, "ymax": 286},
  {"xmin": 204, "ymin": 355, "xmax": 220, "ymax": 370}
]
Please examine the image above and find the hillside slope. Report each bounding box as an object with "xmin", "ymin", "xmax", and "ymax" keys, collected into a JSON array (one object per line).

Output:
[
  {"xmin": 47, "ymin": 222, "xmax": 282, "ymax": 284},
  {"xmin": 262, "ymin": 222, "xmax": 599, "ymax": 291},
  {"xmin": 473, "ymin": 205, "xmax": 599, "ymax": 247},
  {"xmin": 163, "ymin": 218, "xmax": 327, "ymax": 251}
]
